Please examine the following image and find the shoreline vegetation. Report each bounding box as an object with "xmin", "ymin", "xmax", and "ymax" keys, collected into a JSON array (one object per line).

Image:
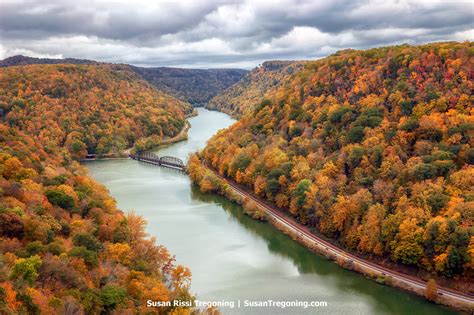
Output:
[
  {"xmin": 187, "ymin": 154, "xmax": 474, "ymax": 313},
  {"xmin": 190, "ymin": 42, "xmax": 473, "ymax": 312},
  {"xmin": 80, "ymin": 109, "xmax": 197, "ymax": 161},
  {"xmin": 2, "ymin": 40, "xmax": 472, "ymax": 314},
  {"xmin": 0, "ymin": 64, "xmax": 203, "ymax": 313},
  {"xmin": 131, "ymin": 120, "xmax": 192, "ymax": 155}
]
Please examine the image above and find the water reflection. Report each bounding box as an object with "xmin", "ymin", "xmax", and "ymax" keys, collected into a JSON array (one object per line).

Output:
[
  {"xmin": 85, "ymin": 108, "xmax": 456, "ymax": 315},
  {"xmin": 189, "ymin": 184, "xmax": 456, "ymax": 315}
]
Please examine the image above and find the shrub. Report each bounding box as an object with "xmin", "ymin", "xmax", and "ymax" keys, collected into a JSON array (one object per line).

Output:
[
  {"xmin": 242, "ymin": 200, "xmax": 267, "ymax": 221},
  {"xmin": 425, "ymin": 279, "xmax": 438, "ymax": 302}
]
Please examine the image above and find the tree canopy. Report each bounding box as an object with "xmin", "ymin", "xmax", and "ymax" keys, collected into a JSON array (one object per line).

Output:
[{"xmin": 193, "ymin": 42, "xmax": 474, "ymax": 280}]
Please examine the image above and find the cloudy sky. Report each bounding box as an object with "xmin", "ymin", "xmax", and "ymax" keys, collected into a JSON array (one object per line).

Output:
[{"xmin": 0, "ymin": 0, "xmax": 473, "ymax": 69}]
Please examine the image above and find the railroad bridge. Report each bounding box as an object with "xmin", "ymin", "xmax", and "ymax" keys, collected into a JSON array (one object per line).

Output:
[{"xmin": 129, "ymin": 152, "xmax": 186, "ymax": 172}]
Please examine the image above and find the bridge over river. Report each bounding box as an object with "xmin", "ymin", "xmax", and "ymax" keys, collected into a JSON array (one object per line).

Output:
[
  {"xmin": 87, "ymin": 108, "xmax": 457, "ymax": 315},
  {"xmin": 129, "ymin": 152, "xmax": 186, "ymax": 171}
]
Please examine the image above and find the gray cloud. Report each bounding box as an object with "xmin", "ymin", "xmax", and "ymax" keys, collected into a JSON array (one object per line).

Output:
[{"xmin": 1, "ymin": 0, "xmax": 472, "ymax": 68}]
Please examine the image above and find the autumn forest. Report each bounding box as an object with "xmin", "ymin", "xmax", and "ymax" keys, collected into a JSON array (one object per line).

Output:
[
  {"xmin": 0, "ymin": 40, "xmax": 473, "ymax": 314},
  {"xmin": 0, "ymin": 61, "xmax": 209, "ymax": 313},
  {"xmin": 193, "ymin": 42, "xmax": 473, "ymax": 285}
]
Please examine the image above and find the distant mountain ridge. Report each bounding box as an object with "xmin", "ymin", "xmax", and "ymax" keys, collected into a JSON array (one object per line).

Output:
[
  {"xmin": 0, "ymin": 55, "xmax": 248, "ymax": 106},
  {"xmin": 0, "ymin": 55, "xmax": 98, "ymax": 67},
  {"xmin": 131, "ymin": 66, "xmax": 247, "ymax": 106}
]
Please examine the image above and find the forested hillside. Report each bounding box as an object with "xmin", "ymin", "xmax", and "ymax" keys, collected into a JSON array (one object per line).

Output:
[
  {"xmin": 0, "ymin": 55, "xmax": 97, "ymax": 67},
  {"xmin": 0, "ymin": 128, "xmax": 195, "ymax": 313},
  {"xmin": 193, "ymin": 42, "xmax": 474, "ymax": 280},
  {"xmin": 1, "ymin": 55, "xmax": 248, "ymax": 107},
  {"xmin": 0, "ymin": 64, "xmax": 192, "ymax": 158},
  {"xmin": 132, "ymin": 67, "xmax": 247, "ymax": 106},
  {"xmin": 206, "ymin": 61, "xmax": 304, "ymax": 118},
  {"xmin": 0, "ymin": 64, "xmax": 197, "ymax": 313}
]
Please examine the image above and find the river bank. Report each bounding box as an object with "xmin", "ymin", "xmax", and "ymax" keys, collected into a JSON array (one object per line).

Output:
[
  {"xmin": 80, "ymin": 120, "xmax": 192, "ymax": 162},
  {"xmin": 85, "ymin": 108, "xmax": 458, "ymax": 315},
  {"xmin": 187, "ymin": 155, "xmax": 473, "ymax": 313}
]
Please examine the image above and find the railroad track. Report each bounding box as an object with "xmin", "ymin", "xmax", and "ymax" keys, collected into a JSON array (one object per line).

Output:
[{"xmin": 207, "ymin": 167, "xmax": 474, "ymax": 305}]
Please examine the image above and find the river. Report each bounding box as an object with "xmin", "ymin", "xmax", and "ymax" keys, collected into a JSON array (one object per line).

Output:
[{"xmin": 84, "ymin": 108, "xmax": 455, "ymax": 315}]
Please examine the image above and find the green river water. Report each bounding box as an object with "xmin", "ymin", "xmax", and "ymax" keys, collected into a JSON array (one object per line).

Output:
[{"xmin": 84, "ymin": 108, "xmax": 456, "ymax": 315}]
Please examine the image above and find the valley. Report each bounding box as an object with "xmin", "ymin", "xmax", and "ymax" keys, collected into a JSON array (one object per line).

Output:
[
  {"xmin": 0, "ymin": 41, "xmax": 472, "ymax": 314},
  {"xmin": 86, "ymin": 108, "xmax": 458, "ymax": 314}
]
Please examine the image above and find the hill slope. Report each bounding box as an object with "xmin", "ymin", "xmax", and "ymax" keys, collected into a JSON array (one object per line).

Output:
[
  {"xmin": 192, "ymin": 42, "xmax": 474, "ymax": 281},
  {"xmin": 0, "ymin": 55, "xmax": 97, "ymax": 67},
  {"xmin": 0, "ymin": 55, "xmax": 248, "ymax": 106},
  {"xmin": 0, "ymin": 64, "xmax": 192, "ymax": 158},
  {"xmin": 0, "ymin": 64, "xmax": 196, "ymax": 313},
  {"xmin": 206, "ymin": 60, "xmax": 305, "ymax": 118},
  {"xmin": 132, "ymin": 66, "xmax": 247, "ymax": 106}
]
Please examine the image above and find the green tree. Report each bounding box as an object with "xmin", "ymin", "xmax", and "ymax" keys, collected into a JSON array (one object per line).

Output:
[
  {"xmin": 73, "ymin": 233, "xmax": 103, "ymax": 252},
  {"xmin": 10, "ymin": 255, "xmax": 42, "ymax": 286},
  {"xmin": 68, "ymin": 247, "xmax": 98, "ymax": 267},
  {"xmin": 293, "ymin": 179, "xmax": 311, "ymax": 208},
  {"xmin": 347, "ymin": 126, "xmax": 365, "ymax": 143},
  {"xmin": 45, "ymin": 189, "xmax": 75, "ymax": 210},
  {"xmin": 100, "ymin": 285, "xmax": 127, "ymax": 311}
]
